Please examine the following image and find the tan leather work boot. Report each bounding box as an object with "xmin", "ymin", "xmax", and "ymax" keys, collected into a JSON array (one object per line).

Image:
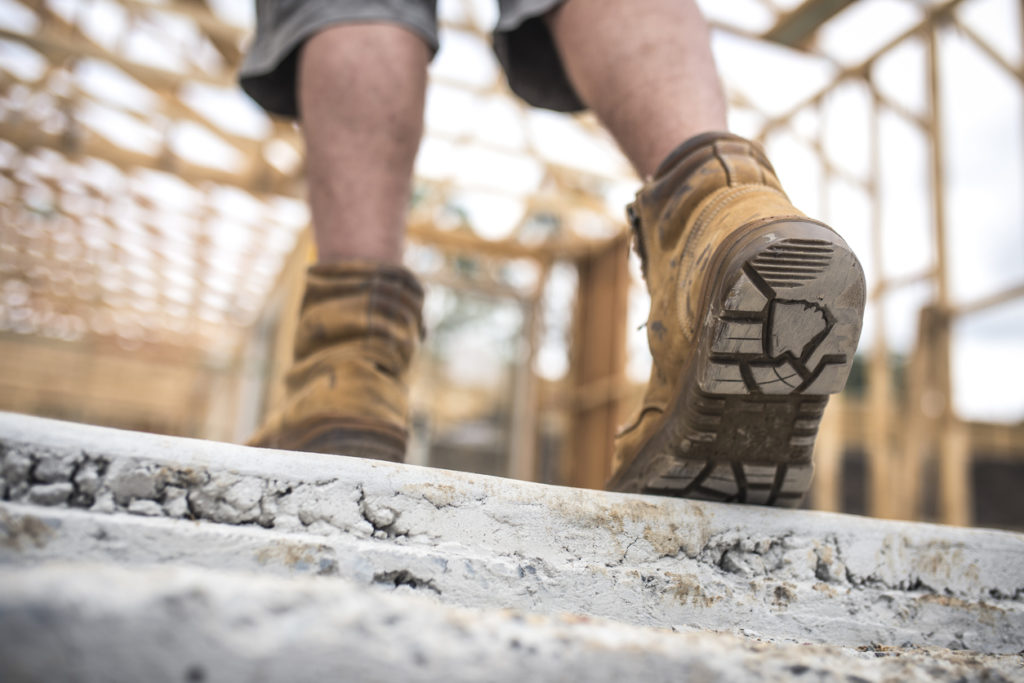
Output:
[
  {"xmin": 249, "ymin": 261, "xmax": 424, "ymax": 462},
  {"xmin": 609, "ymin": 132, "xmax": 865, "ymax": 506}
]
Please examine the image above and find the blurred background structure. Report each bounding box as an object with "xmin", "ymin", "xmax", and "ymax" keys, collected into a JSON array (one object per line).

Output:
[{"xmin": 0, "ymin": 0, "xmax": 1022, "ymax": 528}]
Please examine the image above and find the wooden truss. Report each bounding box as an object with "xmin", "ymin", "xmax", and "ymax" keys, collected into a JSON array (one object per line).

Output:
[{"xmin": 1, "ymin": 0, "xmax": 1021, "ymax": 525}]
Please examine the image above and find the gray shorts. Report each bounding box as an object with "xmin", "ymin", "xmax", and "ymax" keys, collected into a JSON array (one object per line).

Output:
[{"xmin": 239, "ymin": 0, "xmax": 583, "ymax": 118}]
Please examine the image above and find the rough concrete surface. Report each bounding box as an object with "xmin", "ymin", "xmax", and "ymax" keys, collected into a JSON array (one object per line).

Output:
[
  {"xmin": 2, "ymin": 563, "xmax": 1022, "ymax": 683},
  {"xmin": 1, "ymin": 412, "xmax": 1024, "ymax": 680}
]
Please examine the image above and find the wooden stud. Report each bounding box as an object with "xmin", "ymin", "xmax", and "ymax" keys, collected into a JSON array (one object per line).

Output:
[
  {"xmin": 567, "ymin": 233, "xmax": 630, "ymax": 490},
  {"xmin": 811, "ymin": 393, "xmax": 844, "ymax": 512}
]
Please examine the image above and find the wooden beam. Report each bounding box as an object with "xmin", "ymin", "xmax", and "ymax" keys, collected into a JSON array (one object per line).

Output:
[
  {"xmin": 759, "ymin": 0, "xmax": 969, "ymax": 138},
  {"xmin": 0, "ymin": 332, "xmax": 224, "ymax": 435},
  {"xmin": 0, "ymin": 118, "xmax": 304, "ymax": 197},
  {"xmin": 833, "ymin": 399, "xmax": 1024, "ymax": 463},
  {"xmin": 407, "ymin": 218, "xmax": 592, "ymax": 262},
  {"xmin": 0, "ymin": 25, "xmax": 233, "ymax": 90},
  {"xmin": 566, "ymin": 233, "xmax": 630, "ymax": 490},
  {"xmin": 762, "ymin": 0, "xmax": 857, "ymax": 49},
  {"xmin": 115, "ymin": 0, "xmax": 248, "ymax": 45},
  {"xmin": 925, "ymin": 22, "xmax": 972, "ymax": 526},
  {"xmin": 898, "ymin": 307, "xmax": 941, "ymax": 521},
  {"xmin": 865, "ymin": 88, "xmax": 896, "ymax": 519},
  {"xmin": 811, "ymin": 391, "xmax": 844, "ymax": 512},
  {"xmin": 507, "ymin": 282, "xmax": 545, "ymax": 482},
  {"xmin": 953, "ymin": 281, "xmax": 1024, "ymax": 317},
  {"xmin": 954, "ymin": 17, "xmax": 1024, "ymax": 86},
  {"xmin": 0, "ymin": 69, "xmax": 296, "ymax": 194},
  {"xmin": 939, "ymin": 420, "xmax": 973, "ymax": 526}
]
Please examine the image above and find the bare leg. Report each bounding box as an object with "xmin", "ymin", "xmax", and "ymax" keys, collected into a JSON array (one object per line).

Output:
[
  {"xmin": 297, "ymin": 24, "xmax": 429, "ymax": 264},
  {"xmin": 546, "ymin": 0, "xmax": 727, "ymax": 177}
]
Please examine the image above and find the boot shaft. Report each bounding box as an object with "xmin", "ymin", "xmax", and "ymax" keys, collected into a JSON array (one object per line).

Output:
[
  {"xmin": 248, "ymin": 261, "xmax": 424, "ymax": 461},
  {"xmin": 611, "ymin": 133, "xmax": 866, "ymax": 504},
  {"xmin": 629, "ymin": 133, "xmax": 808, "ymax": 357},
  {"xmin": 630, "ymin": 132, "xmax": 793, "ymax": 280},
  {"xmin": 295, "ymin": 262, "xmax": 424, "ymax": 377}
]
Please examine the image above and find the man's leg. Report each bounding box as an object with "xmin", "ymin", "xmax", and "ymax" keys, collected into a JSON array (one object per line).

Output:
[
  {"xmin": 248, "ymin": 24, "xmax": 429, "ymax": 461},
  {"xmin": 545, "ymin": 0, "xmax": 866, "ymax": 505},
  {"xmin": 545, "ymin": 0, "xmax": 726, "ymax": 177},
  {"xmin": 298, "ymin": 24, "xmax": 429, "ymax": 264}
]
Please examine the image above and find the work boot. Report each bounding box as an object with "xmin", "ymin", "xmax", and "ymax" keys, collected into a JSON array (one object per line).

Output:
[
  {"xmin": 249, "ymin": 261, "xmax": 424, "ymax": 462},
  {"xmin": 609, "ymin": 132, "xmax": 865, "ymax": 506}
]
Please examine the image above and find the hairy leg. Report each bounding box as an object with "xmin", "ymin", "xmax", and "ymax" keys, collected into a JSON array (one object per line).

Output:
[
  {"xmin": 546, "ymin": 0, "xmax": 727, "ymax": 177},
  {"xmin": 297, "ymin": 24, "xmax": 429, "ymax": 264}
]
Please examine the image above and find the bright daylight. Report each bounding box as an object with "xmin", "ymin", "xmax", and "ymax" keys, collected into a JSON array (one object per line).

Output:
[{"xmin": 1, "ymin": 0, "xmax": 1023, "ymax": 679}]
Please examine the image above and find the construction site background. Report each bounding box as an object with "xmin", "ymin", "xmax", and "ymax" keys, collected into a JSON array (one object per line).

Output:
[{"xmin": 0, "ymin": 0, "xmax": 1022, "ymax": 528}]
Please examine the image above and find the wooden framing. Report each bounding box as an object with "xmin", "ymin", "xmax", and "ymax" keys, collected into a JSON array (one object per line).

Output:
[
  {"xmin": 566, "ymin": 233, "xmax": 630, "ymax": 490},
  {"xmin": 1, "ymin": 0, "xmax": 1022, "ymax": 526},
  {"xmin": 750, "ymin": 0, "xmax": 1024, "ymax": 525}
]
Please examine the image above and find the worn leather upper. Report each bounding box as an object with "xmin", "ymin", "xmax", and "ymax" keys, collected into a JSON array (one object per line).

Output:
[
  {"xmin": 613, "ymin": 133, "xmax": 805, "ymax": 473},
  {"xmin": 249, "ymin": 261, "xmax": 424, "ymax": 459}
]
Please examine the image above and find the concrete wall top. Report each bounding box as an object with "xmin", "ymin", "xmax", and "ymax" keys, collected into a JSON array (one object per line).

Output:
[{"xmin": 2, "ymin": 411, "xmax": 1023, "ymax": 664}]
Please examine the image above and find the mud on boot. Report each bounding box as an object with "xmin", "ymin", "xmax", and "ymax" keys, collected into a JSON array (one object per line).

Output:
[
  {"xmin": 609, "ymin": 133, "xmax": 865, "ymax": 507},
  {"xmin": 248, "ymin": 261, "xmax": 424, "ymax": 463}
]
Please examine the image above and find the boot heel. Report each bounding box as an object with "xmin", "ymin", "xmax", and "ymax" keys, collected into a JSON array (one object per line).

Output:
[
  {"xmin": 699, "ymin": 221, "xmax": 865, "ymax": 397},
  {"xmin": 608, "ymin": 221, "xmax": 864, "ymax": 507},
  {"xmin": 608, "ymin": 133, "xmax": 867, "ymax": 505},
  {"xmin": 638, "ymin": 384, "xmax": 824, "ymax": 505}
]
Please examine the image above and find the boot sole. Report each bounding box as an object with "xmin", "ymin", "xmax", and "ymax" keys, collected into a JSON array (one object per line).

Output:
[{"xmin": 608, "ymin": 220, "xmax": 865, "ymax": 507}]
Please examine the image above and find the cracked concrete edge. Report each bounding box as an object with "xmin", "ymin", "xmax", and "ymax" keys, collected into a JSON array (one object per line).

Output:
[
  {"xmin": 2, "ymin": 412, "xmax": 1024, "ymax": 652},
  {"xmin": 1, "ymin": 562, "xmax": 1022, "ymax": 683},
  {"xmin": 6, "ymin": 502, "xmax": 1022, "ymax": 654},
  {"xmin": 5, "ymin": 412, "xmax": 1021, "ymax": 593}
]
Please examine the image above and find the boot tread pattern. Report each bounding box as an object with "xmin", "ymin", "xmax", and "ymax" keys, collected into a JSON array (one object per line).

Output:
[
  {"xmin": 646, "ymin": 461, "xmax": 811, "ymax": 506},
  {"xmin": 749, "ymin": 239, "xmax": 834, "ymax": 288},
  {"xmin": 617, "ymin": 230, "xmax": 865, "ymax": 508},
  {"xmin": 705, "ymin": 238, "xmax": 854, "ymax": 397}
]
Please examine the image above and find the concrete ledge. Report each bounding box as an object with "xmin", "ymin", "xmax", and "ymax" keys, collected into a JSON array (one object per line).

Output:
[
  {"xmin": 2, "ymin": 563, "xmax": 1022, "ymax": 683},
  {"xmin": 2, "ymin": 412, "xmax": 1024, "ymax": 657}
]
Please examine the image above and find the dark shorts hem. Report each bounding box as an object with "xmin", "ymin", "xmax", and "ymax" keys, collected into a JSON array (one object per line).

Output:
[
  {"xmin": 239, "ymin": 0, "xmax": 584, "ymax": 118},
  {"xmin": 493, "ymin": 0, "xmax": 583, "ymax": 113},
  {"xmin": 240, "ymin": 2, "xmax": 439, "ymax": 118}
]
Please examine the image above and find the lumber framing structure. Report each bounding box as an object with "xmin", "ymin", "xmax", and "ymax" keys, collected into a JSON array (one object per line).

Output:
[
  {"xmin": 748, "ymin": 0, "xmax": 1024, "ymax": 525},
  {"xmin": 0, "ymin": 0, "xmax": 1022, "ymax": 525}
]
